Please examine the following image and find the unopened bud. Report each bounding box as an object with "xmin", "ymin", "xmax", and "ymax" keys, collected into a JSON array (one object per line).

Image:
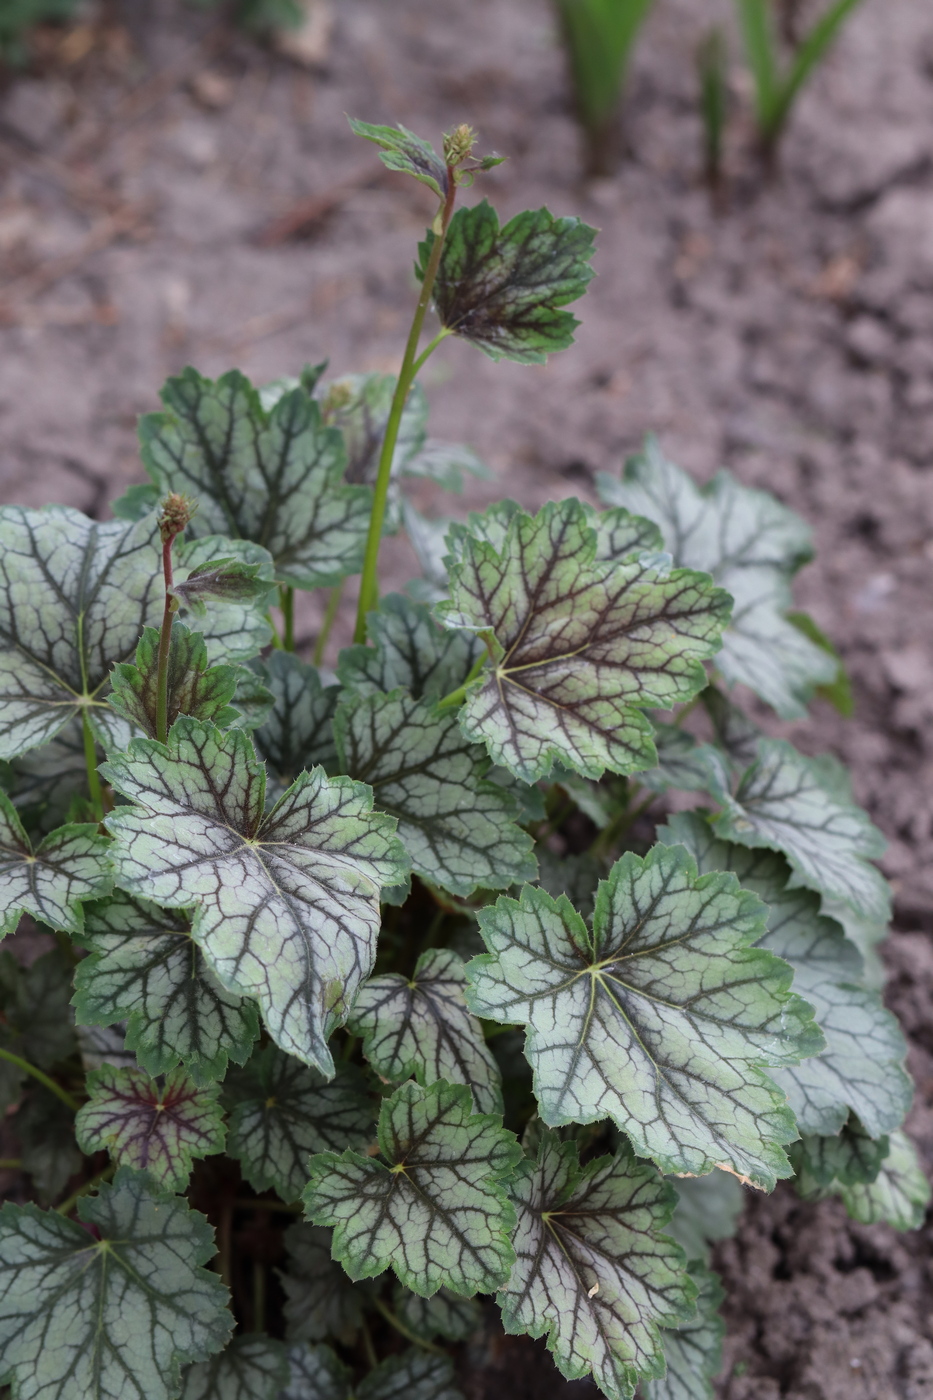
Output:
[
  {"xmin": 443, "ymin": 123, "xmax": 476, "ymax": 167},
  {"xmin": 158, "ymin": 492, "xmax": 198, "ymax": 544}
]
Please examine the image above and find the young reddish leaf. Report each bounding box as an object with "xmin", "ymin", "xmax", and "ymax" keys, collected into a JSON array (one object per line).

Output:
[{"xmin": 76, "ymin": 1065, "xmax": 226, "ymax": 1191}]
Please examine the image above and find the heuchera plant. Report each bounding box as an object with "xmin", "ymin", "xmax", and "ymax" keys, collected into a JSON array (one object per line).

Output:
[{"xmin": 0, "ymin": 120, "xmax": 925, "ymax": 1400}]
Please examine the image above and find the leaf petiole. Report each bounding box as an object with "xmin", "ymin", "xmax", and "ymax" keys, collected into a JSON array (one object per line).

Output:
[
  {"xmin": 279, "ymin": 586, "xmax": 295, "ymax": 652},
  {"xmin": 353, "ymin": 171, "xmax": 459, "ymax": 643},
  {"xmin": 436, "ymin": 651, "xmax": 489, "ymax": 710},
  {"xmin": 372, "ymin": 1296, "xmax": 447, "ymax": 1357},
  {"xmin": 155, "ymin": 493, "xmax": 197, "ymax": 744},
  {"xmin": 0, "ymin": 1046, "xmax": 80, "ymax": 1113},
  {"xmin": 81, "ymin": 707, "xmax": 104, "ymax": 820}
]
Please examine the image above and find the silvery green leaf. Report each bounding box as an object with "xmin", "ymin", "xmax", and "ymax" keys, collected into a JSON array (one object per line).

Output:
[
  {"xmin": 837, "ymin": 1131, "xmax": 930, "ymax": 1231},
  {"xmin": 225, "ymin": 1045, "xmax": 373, "ymax": 1203},
  {"xmin": 319, "ymin": 373, "xmax": 426, "ymax": 487},
  {"xmin": 76, "ymin": 1022, "xmax": 136, "ymax": 1072},
  {"xmin": 139, "ymin": 368, "xmax": 372, "ymax": 589},
  {"xmin": 279, "ymin": 1223, "xmax": 371, "ymax": 1344},
  {"xmin": 257, "ymin": 363, "xmax": 327, "ymax": 414},
  {"xmin": 76, "ymin": 1065, "xmax": 225, "ymax": 1191},
  {"xmin": 598, "ymin": 438, "xmax": 836, "ymax": 718},
  {"xmin": 74, "ymin": 893, "xmax": 259, "ymax": 1087},
  {"xmin": 403, "ymin": 440, "xmax": 491, "ymax": 491},
  {"xmin": 438, "ymin": 499, "xmax": 730, "ymax": 784},
  {"xmin": 638, "ymin": 727, "xmax": 724, "ymax": 796},
  {"xmin": 392, "ymin": 1282, "xmax": 482, "ymax": 1341},
  {"xmin": 820, "ymin": 897, "xmax": 887, "ymax": 990},
  {"xmin": 707, "ymin": 738, "xmax": 890, "ymax": 923},
  {"xmin": 467, "ymin": 843, "xmax": 817, "ymax": 1187},
  {"xmin": 498, "ymin": 1129, "xmax": 693, "ymax": 1400},
  {"xmin": 173, "ymin": 536, "xmax": 275, "ymax": 661},
  {"xmin": 334, "ymin": 690, "xmax": 536, "ymax": 897},
  {"xmin": 0, "ymin": 1168, "xmax": 232, "ymax": 1400},
  {"xmin": 109, "ymin": 622, "xmax": 260, "ymax": 739},
  {"xmin": 337, "ymin": 593, "xmax": 482, "ymax": 703},
  {"xmin": 666, "ymin": 1174, "xmax": 744, "ymax": 1265},
  {"xmin": 252, "ymin": 653, "xmax": 340, "ymax": 784},
  {"xmin": 15, "ymin": 1089, "xmax": 82, "ymax": 1204},
  {"xmin": 593, "ymin": 506, "xmax": 664, "ymax": 563},
  {"xmin": 349, "ymin": 947, "xmax": 503, "ymax": 1115},
  {"xmin": 402, "ymin": 503, "xmax": 455, "ymax": 599},
  {"xmin": 0, "ymin": 948, "xmax": 76, "ymax": 1072},
  {"xmin": 304, "ymin": 1079, "xmax": 521, "ymax": 1297},
  {"xmin": 642, "ymin": 1263, "xmax": 725, "ymax": 1400},
  {"xmin": 5, "ymin": 720, "xmax": 89, "ymax": 833},
  {"xmin": 279, "ymin": 1342, "xmax": 465, "ymax": 1400},
  {"xmin": 348, "ymin": 119, "xmax": 449, "ymax": 199},
  {"xmin": 790, "ymin": 1116, "xmax": 889, "ymax": 1195},
  {"xmin": 418, "ymin": 202, "xmax": 596, "ymax": 364},
  {"xmin": 662, "ymin": 811, "xmax": 910, "ymax": 1138},
  {"xmin": 535, "ymin": 849, "xmax": 601, "ymax": 922},
  {"xmin": 279, "ymin": 1344, "xmax": 349, "ymax": 1400},
  {"xmin": 180, "ymin": 1335, "xmax": 288, "ymax": 1400},
  {"xmin": 0, "ymin": 792, "xmax": 112, "ymax": 935},
  {"xmin": 0, "ymin": 506, "xmax": 273, "ymax": 760},
  {"xmin": 102, "ymin": 718, "xmax": 408, "ymax": 1074}
]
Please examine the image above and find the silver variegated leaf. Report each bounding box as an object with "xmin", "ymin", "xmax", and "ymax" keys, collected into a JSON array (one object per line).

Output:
[
  {"xmin": 349, "ymin": 947, "xmax": 503, "ymax": 1114},
  {"xmin": 642, "ymin": 1263, "xmax": 725, "ymax": 1400},
  {"xmin": 73, "ymin": 893, "xmax": 259, "ymax": 1086},
  {"xmin": 225, "ymin": 1045, "xmax": 373, "ymax": 1203},
  {"xmin": 278, "ymin": 1342, "xmax": 465, "ymax": 1400},
  {"xmin": 438, "ymin": 498, "xmax": 730, "ymax": 783},
  {"xmin": 0, "ymin": 1168, "xmax": 232, "ymax": 1400},
  {"xmin": 392, "ymin": 1282, "xmax": 482, "ymax": 1342},
  {"xmin": 334, "ymin": 690, "xmax": 536, "ymax": 898},
  {"xmin": 102, "ymin": 718, "xmax": 408, "ymax": 1075},
  {"xmin": 0, "ymin": 792, "xmax": 111, "ymax": 936},
  {"xmin": 304, "ymin": 1079, "xmax": 521, "ymax": 1297},
  {"xmin": 597, "ymin": 438, "xmax": 836, "ymax": 718},
  {"xmin": 337, "ymin": 593, "xmax": 483, "ymax": 703},
  {"xmin": 662, "ymin": 811, "xmax": 910, "ymax": 1138},
  {"xmin": 498, "ymin": 1129, "xmax": 693, "ymax": 1400},
  {"xmin": 467, "ymin": 843, "xmax": 819, "ymax": 1187},
  {"xmin": 180, "ymin": 1334, "xmax": 288, "ymax": 1400},
  {"xmin": 252, "ymin": 652, "xmax": 340, "ymax": 784},
  {"xmin": 279, "ymin": 1223, "xmax": 371, "ymax": 1344},
  {"xmin": 665, "ymin": 1173, "xmax": 745, "ymax": 1266},
  {"xmin": 837, "ymin": 1131, "xmax": 930, "ymax": 1231}
]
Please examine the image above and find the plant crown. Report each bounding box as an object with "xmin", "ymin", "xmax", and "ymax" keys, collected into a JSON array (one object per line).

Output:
[{"xmin": 0, "ymin": 119, "xmax": 921, "ymax": 1400}]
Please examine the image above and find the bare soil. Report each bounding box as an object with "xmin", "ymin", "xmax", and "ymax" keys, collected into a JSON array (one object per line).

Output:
[{"xmin": 1, "ymin": 0, "xmax": 932, "ymax": 1394}]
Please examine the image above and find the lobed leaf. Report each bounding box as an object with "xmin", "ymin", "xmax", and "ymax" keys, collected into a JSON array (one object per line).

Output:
[
  {"xmin": 73, "ymin": 892, "xmax": 260, "ymax": 1086},
  {"xmin": 180, "ymin": 1334, "xmax": 288, "ymax": 1400},
  {"xmin": 467, "ymin": 843, "xmax": 818, "ymax": 1186},
  {"xmin": 662, "ymin": 811, "xmax": 910, "ymax": 1138},
  {"xmin": 438, "ymin": 498, "xmax": 730, "ymax": 784},
  {"xmin": 279, "ymin": 1342, "xmax": 465, "ymax": 1400},
  {"xmin": 0, "ymin": 949, "xmax": 76, "ymax": 1081},
  {"xmin": 338, "ymin": 593, "xmax": 483, "ymax": 704},
  {"xmin": 15, "ymin": 1089, "xmax": 82, "ymax": 1205},
  {"xmin": 76, "ymin": 1065, "xmax": 226, "ymax": 1191},
  {"xmin": 0, "ymin": 1168, "xmax": 232, "ymax": 1400},
  {"xmin": 0, "ymin": 791, "xmax": 111, "ymax": 936},
  {"xmin": 790, "ymin": 1117, "xmax": 889, "ymax": 1195},
  {"xmin": 597, "ymin": 439, "xmax": 836, "ymax": 718},
  {"xmin": 279, "ymin": 1223, "xmax": 371, "ymax": 1344},
  {"xmin": 498, "ymin": 1129, "xmax": 694, "ymax": 1400},
  {"xmin": 225, "ymin": 1045, "xmax": 373, "ymax": 1203},
  {"xmin": 642, "ymin": 1263, "xmax": 725, "ymax": 1400},
  {"xmin": 349, "ymin": 947, "xmax": 503, "ymax": 1114},
  {"xmin": 418, "ymin": 202, "xmax": 596, "ymax": 363},
  {"xmin": 707, "ymin": 737, "xmax": 890, "ymax": 923},
  {"xmin": 102, "ymin": 718, "xmax": 408, "ymax": 1075},
  {"xmin": 252, "ymin": 652, "xmax": 340, "ymax": 784},
  {"xmin": 837, "ymin": 1131, "xmax": 930, "ymax": 1231},
  {"xmin": 304, "ymin": 1078, "xmax": 521, "ymax": 1297},
  {"xmin": 334, "ymin": 690, "xmax": 536, "ymax": 898},
  {"xmin": 136, "ymin": 368, "xmax": 372, "ymax": 590},
  {"xmin": 392, "ymin": 1283, "xmax": 482, "ymax": 1342},
  {"xmin": 0, "ymin": 506, "xmax": 273, "ymax": 760}
]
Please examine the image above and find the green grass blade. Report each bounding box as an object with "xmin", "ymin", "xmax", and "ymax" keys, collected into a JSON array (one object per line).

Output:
[
  {"xmin": 734, "ymin": 0, "xmax": 780, "ymax": 130},
  {"xmin": 556, "ymin": 0, "xmax": 655, "ymax": 134},
  {"xmin": 773, "ymin": 0, "xmax": 865, "ymax": 136}
]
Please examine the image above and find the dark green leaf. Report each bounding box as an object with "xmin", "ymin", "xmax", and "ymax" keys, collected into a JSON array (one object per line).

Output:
[
  {"xmin": 836, "ymin": 1131, "xmax": 930, "ymax": 1231},
  {"xmin": 337, "ymin": 594, "xmax": 483, "ymax": 704},
  {"xmin": 252, "ymin": 653, "xmax": 340, "ymax": 784},
  {"xmin": 0, "ymin": 1168, "xmax": 232, "ymax": 1399},
  {"xmin": 15, "ymin": 1088, "xmax": 82, "ymax": 1204},
  {"xmin": 138, "ymin": 368, "xmax": 372, "ymax": 589},
  {"xmin": 278, "ymin": 1343, "xmax": 465, "ymax": 1400},
  {"xmin": 498, "ymin": 1129, "xmax": 693, "ymax": 1400},
  {"xmin": 790, "ymin": 1116, "xmax": 889, "ymax": 1194},
  {"xmin": 279, "ymin": 1223, "xmax": 371, "ymax": 1344},
  {"xmin": 467, "ymin": 844, "xmax": 817, "ymax": 1186},
  {"xmin": 348, "ymin": 119, "xmax": 449, "ymax": 199},
  {"xmin": 334, "ymin": 690, "xmax": 536, "ymax": 897},
  {"xmin": 786, "ymin": 611, "xmax": 854, "ymax": 716},
  {"xmin": 1, "ymin": 947, "xmax": 77, "ymax": 1074},
  {"xmin": 438, "ymin": 498, "xmax": 730, "ymax": 784},
  {"xmin": 349, "ymin": 947, "xmax": 503, "ymax": 1114},
  {"xmin": 76, "ymin": 1065, "xmax": 226, "ymax": 1191},
  {"xmin": 102, "ymin": 718, "xmax": 408, "ymax": 1074},
  {"xmin": 225, "ymin": 1045, "xmax": 373, "ymax": 1203},
  {"xmin": 73, "ymin": 892, "xmax": 260, "ymax": 1086},
  {"xmin": 418, "ymin": 202, "xmax": 596, "ymax": 363},
  {"xmin": 304, "ymin": 1079, "xmax": 520, "ymax": 1296},
  {"xmin": 180, "ymin": 1334, "xmax": 288, "ymax": 1400},
  {"xmin": 392, "ymin": 1282, "xmax": 481, "ymax": 1342}
]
